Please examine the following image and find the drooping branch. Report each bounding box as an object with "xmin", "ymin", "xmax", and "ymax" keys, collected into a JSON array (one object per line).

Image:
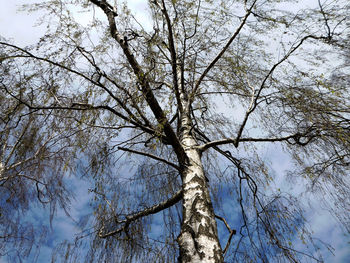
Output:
[
  {"xmin": 98, "ymin": 189, "xmax": 183, "ymax": 238},
  {"xmin": 3, "ymin": 117, "xmax": 33, "ymax": 167},
  {"xmin": 195, "ymin": 126, "xmax": 307, "ymax": 261},
  {"xmin": 5, "ymin": 135, "xmax": 53, "ymax": 172}
]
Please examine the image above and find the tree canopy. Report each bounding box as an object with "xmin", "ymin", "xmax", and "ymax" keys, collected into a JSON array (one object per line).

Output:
[{"xmin": 0, "ymin": 0, "xmax": 349, "ymax": 262}]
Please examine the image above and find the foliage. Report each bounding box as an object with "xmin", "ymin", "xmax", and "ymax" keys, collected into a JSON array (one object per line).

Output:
[{"xmin": 0, "ymin": 0, "xmax": 349, "ymax": 262}]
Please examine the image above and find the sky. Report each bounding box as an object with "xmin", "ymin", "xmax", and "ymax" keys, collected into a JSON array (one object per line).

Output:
[{"xmin": 0, "ymin": 0, "xmax": 349, "ymax": 262}]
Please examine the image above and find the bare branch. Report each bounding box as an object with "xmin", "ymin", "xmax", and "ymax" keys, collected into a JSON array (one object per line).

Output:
[
  {"xmin": 0, "ymin": 42, "xmax": 153, "ymax": 130},
  {"xmin": 215, "ymin": 214, "xmax": 236, "ymax": 256},
  {"xmin": 198, "ymin": 128, "xmax": 318, "ymax": 152},
  {"xmin": 234, "ymin": 34, "xmax": 330, "ymax": 146},
  {"xmin": 118, "ymin": 146, "xmax": 180, "ymax": 171},
  {"xmin": 98, "ymin": 189, "xmax": 183, "ymax": 238},
  {"xmin": 318, "ymin": 0, "xmax": 331, "ymax": 38},
  {"xmin": 1, "ymin": 84, "xmax": 165, "ymax": 142},
  {"xmin": 152, "ymin": 0, "xmax": 183, "ymax": 113},
  {"xmin": 190, "ymin": 0, "xmax": 257, "ymax": 103}
]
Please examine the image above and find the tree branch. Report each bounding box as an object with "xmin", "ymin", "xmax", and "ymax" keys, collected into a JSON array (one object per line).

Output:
[
  {"xmin": 215, "ymin": 214, "xmax": 236, "ymax": 256},
  {"xmin": 0, "ymin": 42, "xmax": 154, "ymax": 131},
  {"xmin": 190, "ymin": 0, "xmax": 257, "ymax": 103},
  {"xmin": 98, "ymin": 189, "xmax": 183, "ymax": 238},
  {"xmin": 118, "ymin": 146, "xmax": 180, "ymax": 171},
  {"xmin": 198, "ymin": 130, "xmax": 317, "ymax": 152},
  {"xmin": 1, "ymin": 84, "xmax": 167, "ymax": 143},
  {"xmin": 75, "ymin": 46, "xmax": 152, "ymax": 128},
  {"xmin": 234, "ymin": 34, "xmax": 330, "ymax": 146},
  {"xmin": 89, "ymin": 0, "xmax": 186, "ymax": 164},
  {"xmin": 152, "ymin": 0, "xmax": 183, "ymax": 113}
]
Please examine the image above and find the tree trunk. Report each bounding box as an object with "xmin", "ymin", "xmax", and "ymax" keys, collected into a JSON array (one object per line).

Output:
[{"xmin": 177, "ymin": 115, "xmax": 224, "ymax": 263}]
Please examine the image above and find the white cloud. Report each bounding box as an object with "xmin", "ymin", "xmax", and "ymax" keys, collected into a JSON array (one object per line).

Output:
[{"xmin": 0, "ymin": 0, "xmax": 45, "ymax": 46}]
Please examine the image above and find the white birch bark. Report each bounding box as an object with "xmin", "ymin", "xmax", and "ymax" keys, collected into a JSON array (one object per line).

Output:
[
  {"xmin": 0, "ymin": 162, "xmax": 3, "ymax": 178},
  {"xmin": 177, "ymin": 114, "xmax": 224, "ymax": 263}
]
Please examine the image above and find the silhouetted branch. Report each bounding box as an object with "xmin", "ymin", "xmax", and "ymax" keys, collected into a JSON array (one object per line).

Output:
[
  {"xmin": 118, "ymin": 146, "xmax": 180, "ymax": 171},
  {"xmin": 191, "ymin": 0, "xmax": 257, "ymax": 103},
  {"xmin": 215, "ymin": 214, "xmax": 236, "ymax": 256},
  {"xmin": 98, "ymin": 189, "xmax": 183, "ymax": 238}
]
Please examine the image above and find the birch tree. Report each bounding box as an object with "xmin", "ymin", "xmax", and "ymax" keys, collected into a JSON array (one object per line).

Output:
[{"xmin": 0, "ymin": 0, "xmax": 349, "ymax": 262}]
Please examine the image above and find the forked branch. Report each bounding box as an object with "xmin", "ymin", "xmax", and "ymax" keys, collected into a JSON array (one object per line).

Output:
[
  {"xmin": 215, "ymin": 214, "xmax": 236, "ymax": 256},
  {"xmin": 89, "ymin": 0, "xmax": 186, "ymax": 163}
]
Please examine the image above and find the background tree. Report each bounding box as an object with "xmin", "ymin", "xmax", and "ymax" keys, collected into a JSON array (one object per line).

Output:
[
  {"xmin": 0, "ymin": 44, "xmax": 89, "ymax": 261},
  {"xmin": 0, "ymin": 55, "xmax": 69, "ymax": 260},
  {"xmin": 0, "ymin": 0, "xmax": 349, "ymax": 262}
]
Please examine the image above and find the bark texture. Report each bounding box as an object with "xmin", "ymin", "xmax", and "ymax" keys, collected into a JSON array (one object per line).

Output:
[{"xmin": 177, "ymin": 115, "xmax": 224, "ymax": 263}]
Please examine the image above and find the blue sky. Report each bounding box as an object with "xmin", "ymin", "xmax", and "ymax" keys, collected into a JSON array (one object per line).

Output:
[{"xmin": 0, "ymin": 1, "xmax": 349, "ymax": 262}]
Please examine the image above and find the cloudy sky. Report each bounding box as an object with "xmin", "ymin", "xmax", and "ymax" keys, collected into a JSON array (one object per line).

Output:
[{"xmin": 0, "ymin": 0, "xmax": 349, "ymax": 262}]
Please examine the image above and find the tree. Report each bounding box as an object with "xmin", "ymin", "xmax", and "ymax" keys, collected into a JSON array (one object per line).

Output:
[
  {"xmin": 0, "ymin": 0, "xmax": 349, "ymax": 262},
  {"xmin": 0, "ymin": 46, "xmax": 79, "ymax": 261}
]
